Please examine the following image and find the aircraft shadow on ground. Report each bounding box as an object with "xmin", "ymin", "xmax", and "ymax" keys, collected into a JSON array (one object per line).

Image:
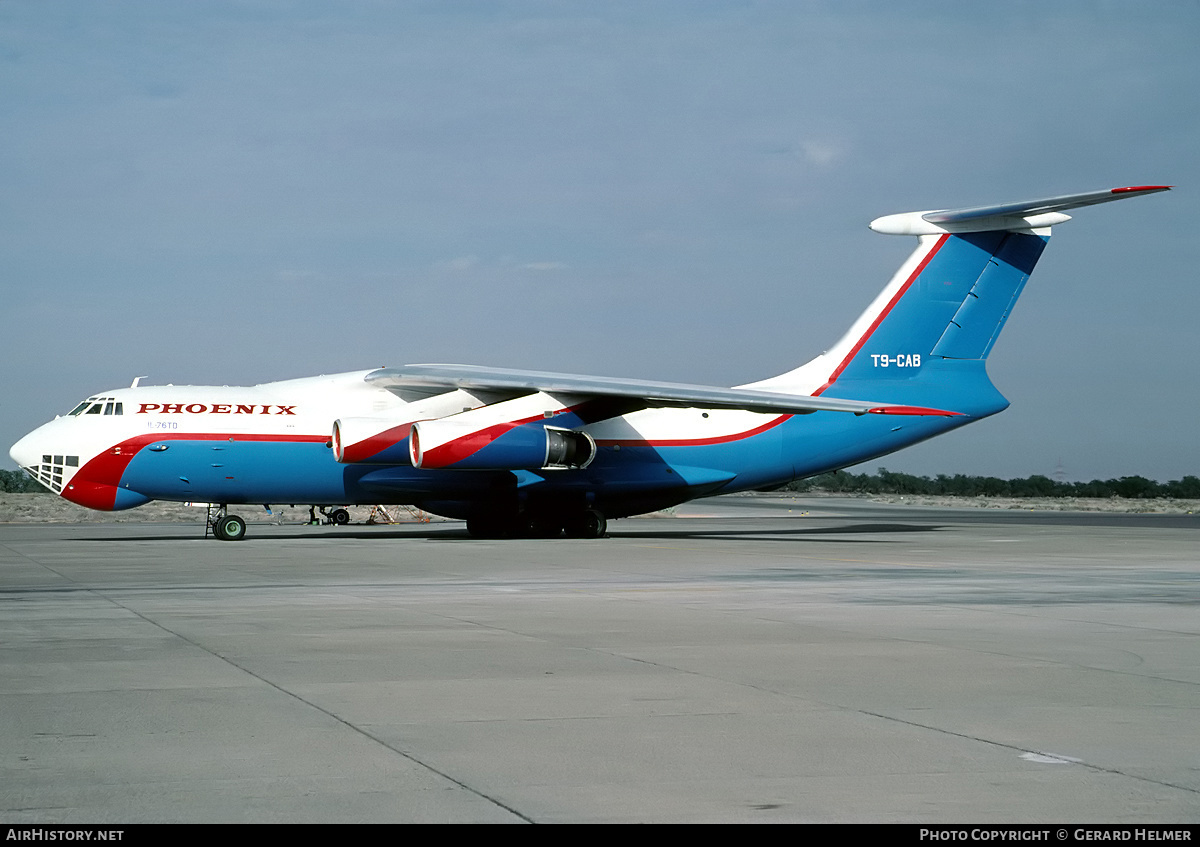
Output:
[
  {"xmin": 73, "ymin": 522, "xmax": 946, "ymax": 543},
  {"xmin": 608, "ymin": 522, "xmax": 945, "ymax": 540}
]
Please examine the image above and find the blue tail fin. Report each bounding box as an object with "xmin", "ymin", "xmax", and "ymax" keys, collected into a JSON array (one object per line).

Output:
[{"xmin": 746, "ymin": 186, "xmax": 1169, "ymax": 417}]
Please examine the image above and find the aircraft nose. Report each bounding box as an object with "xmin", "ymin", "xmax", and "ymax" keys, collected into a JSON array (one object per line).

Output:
[{"xmin": 9, "ymin": 430, "xmax": 41, "ymax": 470}]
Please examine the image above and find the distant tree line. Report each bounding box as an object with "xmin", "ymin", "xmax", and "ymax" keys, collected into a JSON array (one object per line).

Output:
[
  {"xmin": 786, "ymin": 469, "xmax": 1200, "ymax": 499},
  {"xmin": 0, "ymin": 470, "xmax": 50, "ymax": 494},
  {"xmin": 3, "ymin": 466, "xmax": 1198, "ymax": 499}
]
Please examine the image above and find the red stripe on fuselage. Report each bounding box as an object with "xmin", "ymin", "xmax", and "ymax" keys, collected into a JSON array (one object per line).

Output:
[
  {"xmin": 812, "ymin": 233, "xmax": 949, "ymax": 396},
  {"xmin": 594, "ymin": 414, "xmax": 791, "ymax": 448},
  {"xmin": 64, "ymin": 432, "xmax": 330, "ymax": 510}
]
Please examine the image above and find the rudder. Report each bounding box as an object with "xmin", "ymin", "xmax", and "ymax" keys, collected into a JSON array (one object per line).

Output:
[
  {"xmin": 929, "ymin": 232, "xmax": 1045, "ymax": 360},
  {"xmin": 746, "ymin": 229, "xmax": 1046, "ymax": 411},
  {"xmin": 818, "ymin": 230, "xmax": 1047, "ymax": 389},
  {"xmin": 745, "ymin": 185, "xmax": 1168, "ymax": 414}
]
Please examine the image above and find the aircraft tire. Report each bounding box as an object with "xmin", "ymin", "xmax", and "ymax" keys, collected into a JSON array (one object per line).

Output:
[
  {"xmin": 526, "ymin": 515, "xmax": 564, "ymax": 539},
  {"xmin": 331, "ymin": 508, "xmax": 351, "ymax": 525},
  {"xmin": 466, "ymin": 514, "xmax": 506, "ymax": 539},
  {"xmin": 213, "ymin": 515, "xmax": 247, "ymax": 541},
  {"xmin": 565, "ymin": 509, "xmax": 606, "ymax": 539}
]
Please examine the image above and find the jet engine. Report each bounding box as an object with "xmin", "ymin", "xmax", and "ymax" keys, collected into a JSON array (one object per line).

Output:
[
  {"xmin": 411, "ymin": 420, "xmax": 595, "ymax": 470},
  {"xmin": 332, "ymin": 417, "xmax": 414, "ymax": 465}
]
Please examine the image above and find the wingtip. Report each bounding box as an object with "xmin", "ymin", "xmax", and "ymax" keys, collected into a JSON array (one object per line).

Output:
[{"xmin": 1111, "ymin": 185, "xmax": 1172, "ymax": 194}]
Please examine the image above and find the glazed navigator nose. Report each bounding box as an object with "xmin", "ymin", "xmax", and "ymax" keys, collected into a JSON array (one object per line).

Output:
[{"xmin": 9, "ymin": 424, "xmax": 83, "ymax": 495}]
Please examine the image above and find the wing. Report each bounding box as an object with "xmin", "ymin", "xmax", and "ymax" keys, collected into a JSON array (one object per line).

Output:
[{"xmin": 365, "ymin": 364, "xmax": 960, "ymax": 417}]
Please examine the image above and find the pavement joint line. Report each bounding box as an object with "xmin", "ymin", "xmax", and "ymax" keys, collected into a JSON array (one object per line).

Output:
[
  {"xmin": 378, "ymin": 575, "xmax": 1200, "ymax": 697},
  {"xmin": 4, "ymin": 512, "xmax": 1199, "ymax": 820},
  {"xmin": 433, "ymin": 588, "xmax": 1200, "ymax": 802},
  {"xmin": 853, "ymin": 709, "xmax": 1200, "ymax": 797},
  {"xmin": 964, "ymin": 604, "xmax": 1200, "ymax": 639},
  {"xmin": 116, "ymin": 594, "xmax": 537, "ymax": 823},
  {"xmin": 2, "ymin": 560, "xmax": 538, "ymax": 825},
  {"xmin": 616, "ymin": 591, "xmax": 1200, "ymax": 691},
  {"xmin": 585, "ymin": 642, "xmax": 1200, "ymax": 799}
]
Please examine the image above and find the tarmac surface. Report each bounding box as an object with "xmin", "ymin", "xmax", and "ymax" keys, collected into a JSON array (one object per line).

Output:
[{"xmin": 2, "ymin": 495, "xmax": 1198, "ymax": 823}]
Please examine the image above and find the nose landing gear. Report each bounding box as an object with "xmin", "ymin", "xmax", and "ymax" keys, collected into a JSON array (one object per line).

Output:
[
  {"xmin": 213, "ymin": 514, "xmax": 247, "ymax": 541},
  {"xmin": 206, "ymin": 504, "xmax": 247, "ymax": 541}
]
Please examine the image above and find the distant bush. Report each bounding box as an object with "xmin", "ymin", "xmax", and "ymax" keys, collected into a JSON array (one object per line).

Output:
[
  {"xmin": 0, "ymin": 469, "xmax": 50, "ymax": 494},
  {"xmin": 785, "ymin": 469, "xmax": 1200, "ymax": 499}
]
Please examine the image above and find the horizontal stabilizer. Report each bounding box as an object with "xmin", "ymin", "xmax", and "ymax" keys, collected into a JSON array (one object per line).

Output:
[{"xmin": 870, "ymin": 185, "xmax": 1170, "ymax": 235}]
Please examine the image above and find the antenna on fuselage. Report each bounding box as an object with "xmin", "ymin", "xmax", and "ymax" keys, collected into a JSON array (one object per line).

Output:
[{"xmin": 130, "ymin": 376, "xmax": 148, "ymax": 388}]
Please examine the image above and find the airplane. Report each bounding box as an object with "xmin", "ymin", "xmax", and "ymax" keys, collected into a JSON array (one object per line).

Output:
[{"xmin": 9, "ymin": 185, "xmax": 1169, "ymax": 541}]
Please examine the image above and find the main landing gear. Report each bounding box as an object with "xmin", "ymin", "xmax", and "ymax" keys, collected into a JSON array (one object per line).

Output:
[
  {"xmin": 203, "ymin": 503, "xmax": 606, "ymax": 541},
  {"xmin": 466, "ymin": 508, "xmax": 608, "ymax": 540},
  {"xmin": 308, "ymin": 506, "xmax": 351, "ymax": 526}
]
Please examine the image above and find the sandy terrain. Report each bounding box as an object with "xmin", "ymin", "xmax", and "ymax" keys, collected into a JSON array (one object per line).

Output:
[
  {"xmin": 855, "ymin": 492, "xmax": 1198, "ymax": 514},
  {"xmin": 0, "ymin": 496, "xmax": 422, "ymax": 525}
]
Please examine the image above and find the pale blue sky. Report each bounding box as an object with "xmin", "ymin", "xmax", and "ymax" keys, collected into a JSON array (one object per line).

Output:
[{"xmin": 3, "ymin": 1, "xmax": 1197, "ymax": 481}]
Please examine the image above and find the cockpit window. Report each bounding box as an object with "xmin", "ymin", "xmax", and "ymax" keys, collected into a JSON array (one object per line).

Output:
[{"xmin": 73, "ymin": 397, "xmax": 123, "ymax": 416}]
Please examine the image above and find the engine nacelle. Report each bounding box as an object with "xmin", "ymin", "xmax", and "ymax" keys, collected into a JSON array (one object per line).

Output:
[
  {"xmin": 412, "ymin": 420, "xmax": 595, "ymax": 470},
  {"xmin": 333, "ymin": 417, "xmax": 415, "ymax": 465}
]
